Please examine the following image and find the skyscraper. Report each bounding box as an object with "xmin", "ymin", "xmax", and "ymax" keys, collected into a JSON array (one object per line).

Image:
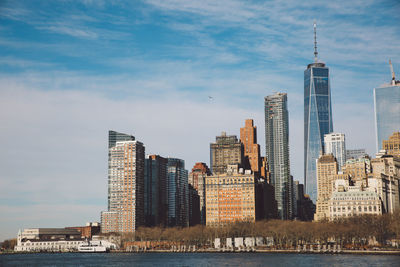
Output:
[
  {"xmin": 324, "ymin": 132, "xmax": 346, "ymax": 170},
  {"xmin": 374, "ymin": 60, "xmax": 400, "ymax": 152},
  {"xmin": 382, "ymin": 132, "xmax": 400, "ymax": 157},
  {"xmin": 304, "ymin": 23, "xmax": 333, "ymax": 203},
  {"xmin": 101, "ymin": 131, "xmax": 145, "ymax": 233},
  {"xmin": 167, "ymin": 158, "xmax": 189, "ymax": 227},
  {"xmin": 210, "ymin": 132, "xmax": 244, "ymax": 175},
  {"xmin": 265, "ymin": 92, "xmax": 292, "ymax": 219},
  {"xmin": 240, "ymin": 119, "xmax": 261, "ymax": 174},
  {"xmin": 144, "ymin": 155, "xmax": 168, "ymax": 227}
]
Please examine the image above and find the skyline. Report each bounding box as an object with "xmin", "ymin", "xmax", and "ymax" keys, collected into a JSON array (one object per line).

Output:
[{"xmin": 1, "ymin": 0, "xmax": 400, "ymax": 240}]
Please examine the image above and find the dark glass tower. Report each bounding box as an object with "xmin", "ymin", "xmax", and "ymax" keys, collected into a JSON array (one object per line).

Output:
[{"xmin": 304, "ymin": 23, "xmax": 333, "ymax": 203}]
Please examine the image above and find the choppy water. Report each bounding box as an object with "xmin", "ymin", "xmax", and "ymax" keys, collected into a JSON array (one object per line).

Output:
[{"xmin": 1, "ymin": 252, "xmax": 399, "ymax": 267}]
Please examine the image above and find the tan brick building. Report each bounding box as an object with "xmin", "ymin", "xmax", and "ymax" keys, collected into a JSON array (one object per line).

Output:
[
  {"xmin": 315, "ymin": 154, "xmax": 338, "ymax": 221},
  {"xmin": 383, "ymin": 132, "xmax": 400, "ymax": 157},
  {"xmin": 205, "ymin": 165, "xmax": 256, "ymax": 226}
]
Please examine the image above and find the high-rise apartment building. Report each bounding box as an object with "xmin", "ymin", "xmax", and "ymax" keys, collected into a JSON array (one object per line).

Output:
[
  {"xmin": 205, "ymin": 165, "xmax": 256, "ymax": 226},
  {"xmin": 144, "ymin": 155, "xmax": 168, "ymax": 227},
  {"xmin": 374, "ymin": 61, "xmax": 400, "ymax": 152},
  {"xmin": 265, "ymin": 92, "xmax": 292, "ymax": 219},
  {"xmin": 304, "ymin": 23, "xmax": 333, "ymax": 203},
  {"xmin": 188, "ymin": 162, "xmax": 211, "ymax": 225},
  {"xmin": 101, "ymin": 131, "xmax": 145, "ymax": 233},
  {"xmin": 210, "ymin": 132, "xmax": 243, "ymax": 175},
  {"xmin": 382, "ymin": 132, "xmax": 400, "ymax": 157},
  {"xmin": 315, "ymin": 154, "xmax": 338, "ymax": 221},
  {"xmin": 240, "ymin": 119, "xmax": 261, "ymax": 173},
  {"xmin": 324, "ymin": 133, "xmax": 346, "ymax": 170},
  {"xmin": 167, "ymin": 158, "xmax": 189, "ymax": 227}
]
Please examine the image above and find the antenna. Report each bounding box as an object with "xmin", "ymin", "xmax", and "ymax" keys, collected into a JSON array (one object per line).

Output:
[
  {"xmin": 314, "ymin": 21, "xmax": 318, "ymax": 63},
  {"xmin": 389, "ymin": 59, "xmax": 396, "ymax": 86}
]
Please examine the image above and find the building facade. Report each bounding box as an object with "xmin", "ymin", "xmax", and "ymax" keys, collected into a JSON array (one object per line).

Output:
[
  {"xmin": 188, "ymin": 162, "xmax": 211, "ymax": 225},
  {"xmin": 346, "ymin": 149, "xmax": 367, "ymax": 160},
  {"xmin": 374, "ymin": 82, "xmax": 400, "ymax": 152},
  {"xmin": 101, "ymin": 131, "xmax": 145, "ymax": 233},
  {"xmin": 265, "ymin": 92, "xmax": 292, "ymax": 219},
  {"xmin": 240, "ymin": 119, "xmax": 261, "ymax": 173},
  {"xmin": 315, "ymin": 154, "xmax": 338, "ymax": 221},
  {"xmin": 167, "ymin": 158, "xmax": 189, "ymax": 227},
  {"xmin": 382, "ymin": 132, "xmax": 400, "ymax": 157},
  {"xmin": 144, "ymin": 155, "xmax": 168, "ymax": 227},
  {"xmin": 304, "ymin": 34, "xmax": 334, "ymax": 202},
  {"xmin": 210, "ymin": 132, "xmax": 243, "ymax": 175},
  {"xmin": 205, "ymin": 165, "xmax": 256, "ymax": 226},
  {"xmin": 324, "ymin": 132, "xmax": 346, "ymax": 170},
  {"xmin": 328, "ymin": 180, "xmax": 382, "ymax": 220}
]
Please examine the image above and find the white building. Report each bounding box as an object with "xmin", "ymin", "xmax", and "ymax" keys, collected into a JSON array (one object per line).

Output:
[
  {"xmin": 328, "ymin": 180, "xmax": 382, "ymax": 220},
  {"xmin": 324, "ymin": 133, "xmax": 346, "ymax": 170},
  {"xmin": 14, "ymin": 228, "xmax": 85, "ymax": 252}
]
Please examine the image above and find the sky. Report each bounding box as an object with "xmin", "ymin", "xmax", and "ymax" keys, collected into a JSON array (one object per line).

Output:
[{"xmin": 0, "ymin": 0, "xmax": 399, "ymax": 240}]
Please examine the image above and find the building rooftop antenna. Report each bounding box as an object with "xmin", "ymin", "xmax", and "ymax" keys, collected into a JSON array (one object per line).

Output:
[{"xmin": 314, "ymin": 21, "xmax": 318, "ymax": 63}]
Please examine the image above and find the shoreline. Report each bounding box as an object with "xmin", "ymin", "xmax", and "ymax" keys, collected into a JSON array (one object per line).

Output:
[{"xmin": 2, "ymin": 249, "xmax": 400, "ymax": 256}]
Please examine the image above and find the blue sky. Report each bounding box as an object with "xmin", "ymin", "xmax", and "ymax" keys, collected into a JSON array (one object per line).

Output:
[{"xmin": 0, "ymin": 0, "xmax": 399, "ymax": 240}]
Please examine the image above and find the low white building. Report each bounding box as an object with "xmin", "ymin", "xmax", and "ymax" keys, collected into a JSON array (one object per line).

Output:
[{"xmin": 14, "ymin": 228, "xmax": 85, "ymax": 252}]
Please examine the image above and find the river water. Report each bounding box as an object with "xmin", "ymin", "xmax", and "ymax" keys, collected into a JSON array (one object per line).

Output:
[{"xmin": 1, "ymin": 252, "xmax": 399, "ymax": 266}]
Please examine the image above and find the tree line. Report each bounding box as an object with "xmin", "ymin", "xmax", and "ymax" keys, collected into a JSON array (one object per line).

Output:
[{"xmin": 122, "ymin": 212, "xmax": 400, "ymax": 248}]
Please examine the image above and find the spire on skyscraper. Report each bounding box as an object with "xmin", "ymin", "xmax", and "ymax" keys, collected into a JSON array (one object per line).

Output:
[{"xmin": 314, "ymin": 21, "xmax": 318, "ymax": 63}]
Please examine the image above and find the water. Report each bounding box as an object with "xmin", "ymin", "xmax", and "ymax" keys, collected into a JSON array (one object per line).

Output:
[{"xmin": 1, "ymin": 253, "xmax": 399, "ymax": 267}]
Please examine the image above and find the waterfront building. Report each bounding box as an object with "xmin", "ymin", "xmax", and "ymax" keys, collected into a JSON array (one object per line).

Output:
[
  {"xmin": 304, "ymin": 23, "xmax": 334, "ymax": 203},
  {"xmin": 205, "ymin": 165, "xmax": 256, "ymax": 226},
  {"xmin": 328, "ymin": 180, "xmax": 382, "ymax": 220},
  {"xmin": 210, "ymin": 132, "xmax": 244, "ymax": 175},
  {"xmin": 315, "ymin": 154, "xmax": 338, "ymax": 221},
  {"xmin": 14, "ymin": 228, "xmax": 85, "ymax": 252},
  {"xmin": 144, "ymin": 155, "xmax": 168, "ymax": 227},
  {"xmin": 240, "ymin": 119, "xmax": 261, "ymax": 173},
  {"xmin": 188, "ymin": 162, "xmax": 211, "ymax": 225},
  {"xmin": 382, "ymin": 132, "xmax": 400, "ymax": 157},
  {"xmin": 374, "ymin": 61, "xmax": 400, "ymax": 152},
  {"xmin": 101, "ymin": 131, "xmax": 145, "ymax": 233},
  {"xmin": 167, "ymin": 158, "xmax": 189, "ymax": 227},
  {"xmin": 346, "ymin": 149, "xmax": 367, "ymax": 160},
  {"xmin": 66, "ymin": 222, "xmax": 100, "ymax": 239},
  {"xmin": 265, "ymin": 92, "xmax": 292, "ymax": 219},
  {"xmin": 324, "ymin": 133, "xmax": 346, "ymax": 170}
]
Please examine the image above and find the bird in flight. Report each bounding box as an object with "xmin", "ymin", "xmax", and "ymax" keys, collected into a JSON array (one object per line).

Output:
[{"xmin": 208, "ymin": 96, "xmax": 214, "ymax": 101}]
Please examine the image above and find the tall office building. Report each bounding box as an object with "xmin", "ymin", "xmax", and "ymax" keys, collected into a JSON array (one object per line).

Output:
[
  {"xmin": 101, "ymin": 131, "xmax": 145, "ymax": 233},
  {"xmin": 374, "ymin": 60, "xmax": 400, "ymax": 152},
  {"xmin": 324, "ymin": 133, "xmax": 346, "ymax": 170},
  {"xmin": 315, "ymin": 154, "xmax": 338, "ymax": 221},
  {"xmin": 210, "ymin": 132, "xmax": 244, "ymax": 175},
  {"xmin": 240, "ymin": 119, "xmax": 261, "ymax": 173},
  {"xmin": 304, "ymin": 23, "xmax": 333, "ymax": 203},
  {"xmin": 383, "ymin": 132, "xmax": 400, "ymax": 157},
  {"xmin": 144, "ymin": 155, "xmax": 168, "ymax": 227},
  {"xmin": 188, "ymin": 162, "xmax": 211, "ymax": 225},
  {"xmin": 265, "ymin": 92, "xmax": 292, "ymax": 219},
  {"xmin": 167, "ymin": 158, "xmax": 189, "ymax": 227}
]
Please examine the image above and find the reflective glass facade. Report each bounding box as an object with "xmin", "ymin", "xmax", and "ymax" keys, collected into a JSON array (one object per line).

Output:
[
  {"xmin": 304, "ymin": 63, "xmax": 333, "ymax": 203},
  {"xmin": 374, "ymin": 85, "xmax": 400, "ymax": 152},
  {"xmin": 265, "ymin": 93, "xmax": 292, "ymax": 219}
]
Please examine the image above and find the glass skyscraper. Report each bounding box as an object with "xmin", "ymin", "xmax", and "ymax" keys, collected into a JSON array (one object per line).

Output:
[
  {"xmin": 304, "ymin": 61, "xmax": 333, "ymax": 203},
  {"xmin": 374, "ymin": 84, "xmax": 400, "ymax": 152},
  {"xmin": 265, "ymin": 92, "xmax": 292, "ymax": 219}
]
